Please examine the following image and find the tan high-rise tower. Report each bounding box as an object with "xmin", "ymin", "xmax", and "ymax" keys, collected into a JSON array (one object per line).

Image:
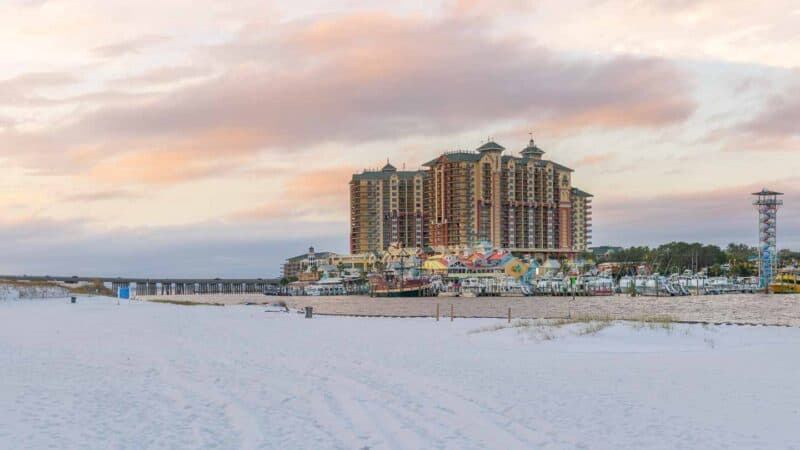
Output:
[
  {"xmin": 349, "ymin": 162, "xmax": 429, "ymax": 254},
  {"xmin": 350, "ymin": 139, "xmax": 592, "ymax": 259}
]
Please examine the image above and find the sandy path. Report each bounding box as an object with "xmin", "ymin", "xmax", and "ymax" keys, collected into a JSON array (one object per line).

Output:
[{"xmin": 138, "ymin": 293, "xmax": 800, "ymax": 326}]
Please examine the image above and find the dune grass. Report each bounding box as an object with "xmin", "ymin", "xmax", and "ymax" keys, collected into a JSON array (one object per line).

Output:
[
  {"xmin": 69, "ymin": 281, "xmax": 116, "ymax": 297},
  {"xmin": 1, "ymin": 279, "xmax": 115, "ymax": 297},
  {"xmin": 147, "ymin": 298, "xmax": 225, "ymax": 307},
  {"xmin": 0, "ymin": 279, "xmax": 62, "ymax": 289},
  {"xmin": 469, "ymin": 314, "xmax": 677, "ymax": 339},
  {"xmin": 628, "ymin": 315, "xmax": 676, "ymax": 332}
]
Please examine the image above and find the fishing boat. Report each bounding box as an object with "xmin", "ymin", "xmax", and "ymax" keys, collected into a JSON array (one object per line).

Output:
[
  {"xmin": 581, "ymin": 275, "xmax": 614, "ymax": 296},
  {"xmin": 770, "ymin": 269, "xmax": 800, "ymax": 294}
]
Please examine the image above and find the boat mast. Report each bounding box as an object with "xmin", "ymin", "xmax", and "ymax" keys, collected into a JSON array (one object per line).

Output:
[{"xmin": 398, "ymin": 244, "xmax": 409, "ymax": 290}]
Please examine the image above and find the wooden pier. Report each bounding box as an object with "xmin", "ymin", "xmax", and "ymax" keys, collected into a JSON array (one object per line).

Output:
[{"xmin": 0, "ymin": 275, "xmax": 280, "ymax": 296}]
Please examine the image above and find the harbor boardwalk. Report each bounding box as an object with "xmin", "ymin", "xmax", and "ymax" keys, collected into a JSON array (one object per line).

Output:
[{"xmin": 137, "ymin": 293, "xmax": 800, "ymax": 326}]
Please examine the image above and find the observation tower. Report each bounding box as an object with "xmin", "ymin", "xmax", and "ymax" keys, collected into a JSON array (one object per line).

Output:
[{"xmin": 752, "ymin": 189, "xmax": 784, "ymax": 289}]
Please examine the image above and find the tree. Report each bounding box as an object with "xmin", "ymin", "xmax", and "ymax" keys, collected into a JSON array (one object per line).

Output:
[
  {"xmin": 603, "ymin": 241, "xmax": 748, "ymax": 274},
  {"xmin": 730, "ymin": 261, "xmax": 754, "ymax": 277},
  {"xmin": 727, "ymin": 243, "xmax": 755, "ymax": 262},
  {"xmin": 779, "ymin": 249, "xmax": 800, "ymax": 267}
]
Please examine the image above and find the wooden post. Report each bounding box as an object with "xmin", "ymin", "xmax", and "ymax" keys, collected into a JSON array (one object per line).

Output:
[
  {"xmin": 436, "ymin": 303, "xmax": 440, "ymax": 322},
  {"xmin": 508, "ymin": 307, "xmax": 511, "ymax": 323},
  {"xmin": 450, "ymin": 304, "xmax": 454, "ymax": 322}
]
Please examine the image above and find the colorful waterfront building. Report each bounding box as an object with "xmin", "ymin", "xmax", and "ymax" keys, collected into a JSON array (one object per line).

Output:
[{"xmin": 282, "ymin": 246, "xmax": 337, "ymax": 280}]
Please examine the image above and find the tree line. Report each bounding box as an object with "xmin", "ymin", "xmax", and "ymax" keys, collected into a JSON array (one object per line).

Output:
[{"xmin": 596, "ymin": 242, "xmax": 798, "ymax": 276}]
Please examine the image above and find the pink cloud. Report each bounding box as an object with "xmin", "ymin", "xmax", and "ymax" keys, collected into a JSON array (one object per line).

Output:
[
  {"xmin": 574, "ymin": 152, "xmax": 617, "ymax": 167},
  {"xmin": 0, "ymin": 11, "xmax": 695, "ymax": 184},
  {"xmin": 446, "ymin": 0, "xmax": 533, "ymax": 16},
  {"xmin": 92, "ymin": 35, "xmax": 171, "ymax": 58},
  {"xmin": 87, "ymin": 128, "xmax": 263, "ymax": 185},
  {"xmin": 712, "ymin": 79, "xmax": 800, "ymax": 153},
  {"xmin": 0, "ymin": 71, "xmax": 77, "ymax": 105},
  {"xmin": 61, "ymin": 189, "xmax": 142, "ymax": 202},
  {"xmin": 231, "ymin": 167, "xmax": 355, "ymax": 222},
  {"xmin": 108, "ymin": 66, "xmax": 210, "ymax": 88}
]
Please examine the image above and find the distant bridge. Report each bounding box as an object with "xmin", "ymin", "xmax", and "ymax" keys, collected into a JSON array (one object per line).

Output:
[{"xmin": 0, "ymin": 275, "xmax": 281, "ymax": 296}]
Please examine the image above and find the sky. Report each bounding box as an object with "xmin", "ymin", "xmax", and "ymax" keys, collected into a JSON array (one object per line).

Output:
[{"xmin": 1, "ymin": 0, "xmax": 798, "ymax": 277}]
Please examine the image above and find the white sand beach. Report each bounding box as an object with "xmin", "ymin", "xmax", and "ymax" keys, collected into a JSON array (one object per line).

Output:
[{"xmin": 2, "ymin": 296, "xmax": 799, "ymax": 449}]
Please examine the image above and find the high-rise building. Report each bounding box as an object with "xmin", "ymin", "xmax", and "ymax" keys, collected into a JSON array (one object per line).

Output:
[
  {"xmin": 571, "ymin": 188, "xmax": 593, "ymax": 252},
  {"xmin": 349, "ymin": 139, "xmax": 593, "ymax": 259},
  {"xmin": 350, "ymin": 162, "xmax": 429, "ymax": 254}
]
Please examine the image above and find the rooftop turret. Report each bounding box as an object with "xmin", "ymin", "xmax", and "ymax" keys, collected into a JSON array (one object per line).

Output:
[
  {"xmin": 521, "ymin": 138, "xmax": 545, "ymax": 159},
  {"xmin": 476, "ymin": 141, "xmax": 505, "ymax": 153}
]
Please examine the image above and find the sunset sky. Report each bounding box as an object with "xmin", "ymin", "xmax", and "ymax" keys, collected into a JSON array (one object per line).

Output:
[{"xmin": 1, "ymin": 0, "xmax": 798, "ymax": 277}]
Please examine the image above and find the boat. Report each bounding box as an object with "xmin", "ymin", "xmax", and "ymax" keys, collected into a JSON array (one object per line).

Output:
[
  {"xmin": 367, "ymin": 243, "xmax": 435, "ymax": 297},
  {"xmin": 369, "ymin": 272, "xmax": 432, "ymax": 297},
  {"xmin": 581, "ymin": 275, "xmax": 614, "ymax": 296},
  {"xmin": 460, "ymin": 277, "xmax": 485, "ymax": 296},
  {"xmin": 770, "ymin": 269, "xmax": 800, "ymax": 294},
  {"xmin": 304, "ymin": 284, "xmax": 346, "ymax": 296}
]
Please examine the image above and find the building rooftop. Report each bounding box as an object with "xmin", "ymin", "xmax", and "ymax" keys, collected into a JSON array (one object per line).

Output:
[
  {"xmin": 546, "ymin": 160, "xmax": 574, "ymax": 173},
  {"xmin": 752, "ymin": 189, "xmax": 784, "ymax": 196},
  {"xmin": 571, "ymin": 187, "xmax": 594, "ymax": 198},
  {"xmin": 521, "ymin": 139, "xmax": 545, "ymax": 157},
  {"xmin": 285, "ymin": 251, "xmax": 336, "ymax": 263},
  {"xmin": 476, "ymin": 141, "xmax": 505, "ymax": 153},
  {"xmin": 414, "ymin": 141, "xmax": 575, "ymax": 173},
  {"xmin": 352, "ymin": 169, "xmax": 426, "ymax": 181},
  {"xmin": 422, "ymin": 151, "xmax": 482, "ymax": 167}
]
